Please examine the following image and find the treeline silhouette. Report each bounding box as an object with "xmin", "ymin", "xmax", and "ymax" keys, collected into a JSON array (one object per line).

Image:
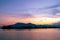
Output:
[{"xmin": 2, "ymin": 22, "xmax": 60, "ymax": 29}]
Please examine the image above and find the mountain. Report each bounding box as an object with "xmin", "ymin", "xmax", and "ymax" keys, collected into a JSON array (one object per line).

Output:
[
  {"xmin": 0, "ymin": 26, "xmax": 3, "ymax": 29},
  {"xmin": 2, "ymin": 22, "xmax": 60, "ymax": 29},
  {"xmin": 51, "ymin": 22, "xmax": 60, "ymax": 27},
  {"xmin": 2, "ymin": 23, "xmax": 37, "ymax": 29}
]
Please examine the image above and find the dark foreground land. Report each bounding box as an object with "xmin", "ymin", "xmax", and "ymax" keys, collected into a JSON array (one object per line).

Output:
[{"xmin": 2, "ymin": 22, "xmax": 60, "ymax": 29}]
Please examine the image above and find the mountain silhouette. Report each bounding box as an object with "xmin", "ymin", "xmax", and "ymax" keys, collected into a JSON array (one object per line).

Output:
[
  {"xmin": 2, "ymin": 23, "xmax": 37, "ymax": 29},
  {"xmin": 51, "ymin": 22, "xmax": 60, "ymax": 27},
  {"xmin": 2, "ymin": 22, "xmax": 60, "ymax": 29}
]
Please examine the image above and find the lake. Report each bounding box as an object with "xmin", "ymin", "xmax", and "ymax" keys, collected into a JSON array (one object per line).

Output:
[{"xmin": 0, "ymin": 28, "xmax": 60, "ymax": 40}]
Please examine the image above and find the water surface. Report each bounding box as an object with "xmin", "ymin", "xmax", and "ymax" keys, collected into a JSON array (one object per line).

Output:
[{"xmin": 0, "ymin": 28, "xmax": 60, "ymax": 40}]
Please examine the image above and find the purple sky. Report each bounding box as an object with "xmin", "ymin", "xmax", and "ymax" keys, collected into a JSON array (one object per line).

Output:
[{"xmin": 0, "ymin": 0, "xmax": 60, "ymax": 25}]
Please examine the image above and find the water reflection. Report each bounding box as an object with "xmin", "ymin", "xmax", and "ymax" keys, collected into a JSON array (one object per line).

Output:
[{"xmin": 0, "ymin": 28, "xmax": 60, "ymax": 40}]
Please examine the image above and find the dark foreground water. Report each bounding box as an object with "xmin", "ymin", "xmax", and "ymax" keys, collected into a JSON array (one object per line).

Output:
[{"xmin": 0, "ymin": 28, "xmax": 60, "ymax": 40}]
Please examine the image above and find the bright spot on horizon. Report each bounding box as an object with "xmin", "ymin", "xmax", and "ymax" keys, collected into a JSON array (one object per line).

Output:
[{"xmin": 30, "ymin": 17, "xmax": 60, "ymax": 25}]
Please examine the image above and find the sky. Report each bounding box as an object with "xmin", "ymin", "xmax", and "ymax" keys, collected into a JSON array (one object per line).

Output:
[{"xmin": 0, "ymin": 0, "xmax": 60, "ymax": 25}]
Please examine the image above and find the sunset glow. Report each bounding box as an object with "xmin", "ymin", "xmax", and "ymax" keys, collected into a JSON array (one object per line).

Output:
[
  {"xmin": 0, "ymin": 0, "xmax": 60, "ymax": 25},
  {"xmin": 0, "ymin": 15, "xmax": 60, "ymax": 25}
]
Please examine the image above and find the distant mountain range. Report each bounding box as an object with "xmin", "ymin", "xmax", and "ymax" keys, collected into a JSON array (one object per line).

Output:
[
  {"xmin": 0, "ymin": 26, "xmax": 3, "ymax": 29},
  {"xmin": 1, "ymin": 22, "xmax": 60, "ymax": 29}
]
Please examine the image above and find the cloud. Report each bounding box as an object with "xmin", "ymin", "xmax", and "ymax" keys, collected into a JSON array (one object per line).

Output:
[
  {"xmin": 0, "ymin": 0, "xmax": 60, "ymax": 18},
  {"xmin": 44, "ymin": 4, "xmax": 60, "ymax": 9},
  {"xmin": 7, "ymin": 13, "xmax": 33, "ymax": 18},
  {"xmin": 16, "ymin": 13, "xmax": 33, "ymax": 18},
  {"xmin": 51, "ymin": 9, "xmax": 60, "ymax": 15}
]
